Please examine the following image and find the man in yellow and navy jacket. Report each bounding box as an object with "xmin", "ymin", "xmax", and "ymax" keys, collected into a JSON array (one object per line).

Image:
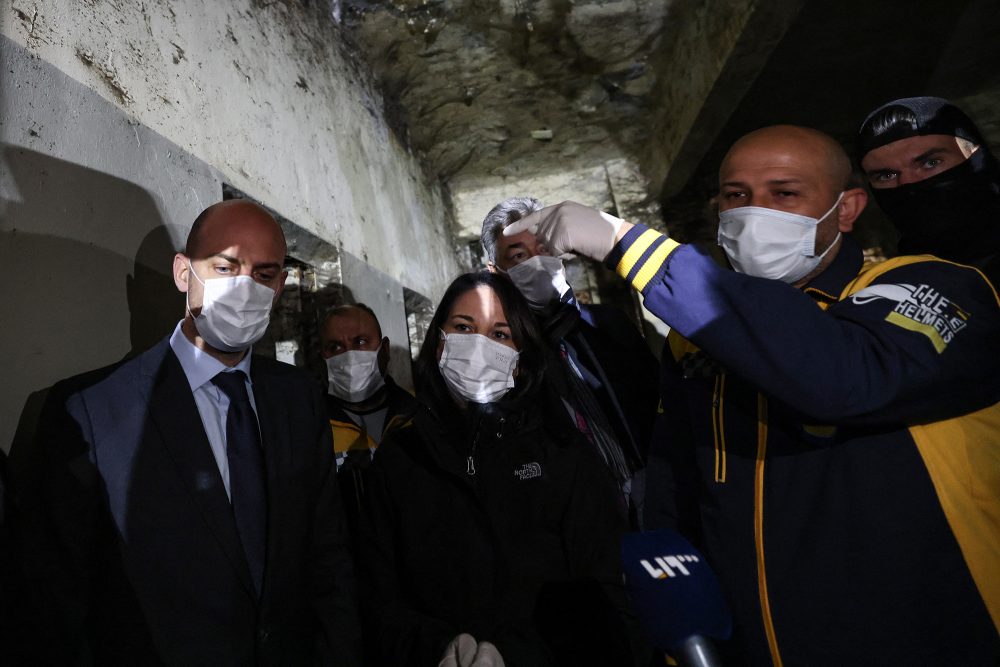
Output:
[
  {"xmin": 321, "ymin": 304, "xmax": 416, "ymax": 542},
  {"xmin": 503, "ymin": 125, "xmax": 1000, "ymax": 665}
]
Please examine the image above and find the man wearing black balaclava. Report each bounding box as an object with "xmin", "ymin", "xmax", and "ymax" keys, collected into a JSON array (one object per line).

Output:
[{"xmin": 858, "ymin": 96, "xmax": 1000, "ymax": 286}]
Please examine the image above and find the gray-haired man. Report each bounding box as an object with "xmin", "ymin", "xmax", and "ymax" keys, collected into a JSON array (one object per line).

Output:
[{"xmin": 482, "ymin": 196, "xmax": 658, "ymax": 527}]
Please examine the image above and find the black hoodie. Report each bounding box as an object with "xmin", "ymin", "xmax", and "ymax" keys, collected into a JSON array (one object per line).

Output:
[{"xmin": 858, "ymin": 96, "xmax": 1000, "ymax": 286}]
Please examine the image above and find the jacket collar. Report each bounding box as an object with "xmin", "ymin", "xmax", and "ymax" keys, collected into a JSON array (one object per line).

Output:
[
  {"xmin": 413, "ymin": 397, "xmax": 539, "ymax": 466},
  {"xmin": 168, "ymin": 320, "xmax": 253, "ymax": 392},
  {"xmin": 326, "ymin": 376, "xmax": 414, "ymax": 422},
  {"xmin": 801, "ymin": 234, "xmax": 864, "ymax": 304},
  {"xmin": 537, "ymin": 296, "xmax": 582, "ymax": 344},
  {"xmin": 138, "ymin": 339, "xmax": 259, "ymax": 601}
]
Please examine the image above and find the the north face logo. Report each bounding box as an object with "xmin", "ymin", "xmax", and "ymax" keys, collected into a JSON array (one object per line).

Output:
[{"xmin": 513, "ymin": 462, "xmax": 542, "ymax": 480}]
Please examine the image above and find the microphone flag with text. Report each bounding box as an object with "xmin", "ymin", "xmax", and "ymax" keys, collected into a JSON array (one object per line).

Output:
[{"xmin": 621, "ymin": 529, "xmax": 732, "ymax": 666}]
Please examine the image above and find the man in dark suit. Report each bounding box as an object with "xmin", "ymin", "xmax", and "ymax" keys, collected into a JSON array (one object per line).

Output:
[
  {"xmin": 481, "ymin": 196, "xmax": 659, "ymax": 528},
  {"xmin": 20, "ymin": 201, "xmax": 362, "ymax": 665}
]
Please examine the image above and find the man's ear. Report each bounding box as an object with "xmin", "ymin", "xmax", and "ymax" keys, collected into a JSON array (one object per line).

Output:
[
  {"xmin": 173, "ymin": 253, "xmax": 191, "ymax": 292},
  {"xmin": 836, "ymin": 188, "xmax": 868, "ymax": 233},
  {"xmin": 486, "ymin": 261, "xmax": 498, "ymax": 274}
]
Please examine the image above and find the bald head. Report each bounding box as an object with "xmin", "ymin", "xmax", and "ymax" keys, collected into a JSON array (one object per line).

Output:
[
  {"xmin": 721, "ymin": 125, "xmax": 853, "ymax": 193},
  {"xmin": 322, "ymin": 304, "xmax": 383, "ymax": 339},
  {"xmin": 185, "ymin": 200, "xmax": 286, "ymax": 259},
  {"xmin": 173, "ymin": 199, "xmax": 289, "ymax": 360},
  {"xmin": 716, "ymin": 124, "xmax": 868, "ymax": 287}
]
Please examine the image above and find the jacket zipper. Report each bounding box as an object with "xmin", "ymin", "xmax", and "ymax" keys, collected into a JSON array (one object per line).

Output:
[
  {"xmin": 711, "ymin": 374, "xmax": 728, "ymax": 483},
  {"xmin": 754, "ymin": 393, "xmax": 783, "ymax": 667},
  {"xmin": 467, "ymin": 416, "xmax": 505, "ymax": 476},
  {"xmin": 467, "ymin": 423, "xmax": 482, "ymax": 476}
]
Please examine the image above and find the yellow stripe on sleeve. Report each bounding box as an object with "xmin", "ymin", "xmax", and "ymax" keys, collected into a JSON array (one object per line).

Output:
[
  {"xmin": 885, "ymin": 311, "xmax": 947, "ymax": 353},
  {"xmin": 632, "ymin": 237, "xmax": 681, "ymax": 292},
  {"xmin": 615, "ymin": 229, "xmax": 662, "ymax": 279}
]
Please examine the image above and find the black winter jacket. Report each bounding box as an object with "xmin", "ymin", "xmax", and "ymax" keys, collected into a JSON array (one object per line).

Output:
[{"xmin": 358, "ymin": 401, "xmax": 642, "ymax": 667}]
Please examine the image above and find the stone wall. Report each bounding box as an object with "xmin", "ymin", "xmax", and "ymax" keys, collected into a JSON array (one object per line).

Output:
[
  {"xmin": 3, "ymin": 0, "xmax": 463, "ymax": 299},
  {"xmin": 643, "ymin": 0, "xmax": 758, "ymax": 197}
]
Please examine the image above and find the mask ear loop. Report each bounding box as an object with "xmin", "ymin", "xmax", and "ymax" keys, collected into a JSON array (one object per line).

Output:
[
  {"xmin": 809, "ymin": 192, "xmax": 846, "ymax": 257},
  {"xmin": 185, "ymin": 259, "xmax": 205, "ymax": 317},
  {"xmin": 186, "ymin": 259, "xmax": 207, "ymax": 287},
  {"xmin": 817, "ymin": 192, "xmax": 845, "ymax": 225},
  {"xmin": 813, "ymin": 231, "xmax": 842, "ymax": 261}
]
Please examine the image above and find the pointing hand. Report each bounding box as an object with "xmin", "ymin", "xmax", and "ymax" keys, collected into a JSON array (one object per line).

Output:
[{"xmin": 502, "ymin": 200, "xmax": 632, "ymax": 262}]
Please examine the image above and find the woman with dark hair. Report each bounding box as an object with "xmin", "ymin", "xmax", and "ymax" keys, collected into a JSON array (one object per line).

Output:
[
  {"xmin": 412, "ymin": 272, "xmax": 547, "ymax": 425},
  {"xmin": 358, "ymin": 272, "xmax": 644, "ymax": 667}
]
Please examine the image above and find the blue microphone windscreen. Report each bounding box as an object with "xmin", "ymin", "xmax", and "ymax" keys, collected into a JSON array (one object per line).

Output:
[{"xmin": 621, "ymin": 529, "xmax": 732, "ymax": 652}]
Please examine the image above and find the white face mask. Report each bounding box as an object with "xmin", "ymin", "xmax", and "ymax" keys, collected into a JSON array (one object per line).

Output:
[
  {"xmin": 438, "ymin": 331, "xmax": 519, "ymax": 403},
  {"xmin": 504, "ymin": 255, "xmax": 571, "ymax": 309},
  {"xmin": 718, "ymin": 193, "xmax": 843, "ymax": 284},
  {"xmin": 326, "ymin": 347, "xmax": 385, "ymax": 403},
  {"xmin": 187, "ymin": 261, "xmax": 276, "ymax": 353}
]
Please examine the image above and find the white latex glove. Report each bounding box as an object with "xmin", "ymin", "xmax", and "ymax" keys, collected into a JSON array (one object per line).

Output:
[
  {"xmin": 470, "ymin": 641, "xmax": 505, "ymax": 667},
  {"xmin": 502, "ymin": 200, "xmax": 627, "ymax": 262},
  {"xmin": 439, "ymin": 633, "xmax": 478, "ymax": 667},
  {"xmin": 438, "ymin": 634, "xmax": 506, "ymax": 667}
]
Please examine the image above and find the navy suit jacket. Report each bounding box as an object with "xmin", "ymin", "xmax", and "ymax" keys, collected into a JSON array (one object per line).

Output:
[
  {"xmin": 574, "ymin": 303, "xmax": 660, "ymax": 464},
  {"xmin": 21, "ymin": 337, "xmax": 361, "ymax": 665}
]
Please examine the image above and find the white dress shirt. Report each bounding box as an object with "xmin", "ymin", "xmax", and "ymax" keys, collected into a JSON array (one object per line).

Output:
[{"xmin": 169, "ymin": 321, "xmax": 258, "ymax": 499}]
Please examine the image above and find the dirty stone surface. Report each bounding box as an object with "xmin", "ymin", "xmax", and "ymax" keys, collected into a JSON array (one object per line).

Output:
[
  {"xmin": 343, "ymin": 0, "xmax": 694, "ymax": 235},
  {"xmin": 4, "ymin": 0, "xmax": 464, "ymax": 300}
]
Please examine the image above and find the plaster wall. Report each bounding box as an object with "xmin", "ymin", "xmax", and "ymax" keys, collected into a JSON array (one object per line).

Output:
[
  {"xmin": 3, "ymin": 0, "xmax": 463, "ymax": 300},
  {"xmin": 339, "ymin": 250, "xmax": 412, "ymax": 391},
  {"xmin": 1, "ymin": 0, "xmax": 470, "ymax": 453},
  {"xmin": 1, "ymin": 34, "xmax": 220, "ymax": 454}
]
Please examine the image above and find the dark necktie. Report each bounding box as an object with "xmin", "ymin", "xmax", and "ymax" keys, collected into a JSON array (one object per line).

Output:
[{"xmin": 212, "ymin": 370, "xmax": 267, "ymax": 597}]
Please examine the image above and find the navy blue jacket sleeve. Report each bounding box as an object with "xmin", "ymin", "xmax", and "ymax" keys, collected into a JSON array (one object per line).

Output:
[{"xmin": 606, "ymin": 225, "xmax": 1000, "ymax": 425}]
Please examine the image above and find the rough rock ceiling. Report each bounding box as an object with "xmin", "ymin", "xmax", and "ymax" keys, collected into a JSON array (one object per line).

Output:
[
  {"xmin": 658, "ymin": 0, "xmax": 1000, "ymax": 250},
  {"xmin": 344, "ymin": 0, "xmax": 684, "ymax": 238},
  {"xmin": 344, "ymin": 0, "xmax": 1000, "ymax": 250}
]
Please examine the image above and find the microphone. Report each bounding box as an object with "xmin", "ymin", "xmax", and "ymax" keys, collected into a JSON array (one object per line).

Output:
[{"xmin": 621, "ymin": 529, "xmax": 732, "ymax": 667}]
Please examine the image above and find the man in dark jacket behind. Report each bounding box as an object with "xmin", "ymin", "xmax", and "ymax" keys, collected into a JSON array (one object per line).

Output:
[
  {"xmin": 320, "ymin": 303, "xmax": 416, "ymax": 541},
  {"xmin": 481, "ymin": 197, "xmax": 659, "ymax": 526}
]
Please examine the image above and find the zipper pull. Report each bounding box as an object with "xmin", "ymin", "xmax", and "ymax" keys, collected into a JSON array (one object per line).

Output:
[
  {"xmin": 466, "ymin": 455, "xmax": 477, "ymax": 476},
  {"xmin": 496, "ymin": 417, "xmax": 506, "ymax": 439}
]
